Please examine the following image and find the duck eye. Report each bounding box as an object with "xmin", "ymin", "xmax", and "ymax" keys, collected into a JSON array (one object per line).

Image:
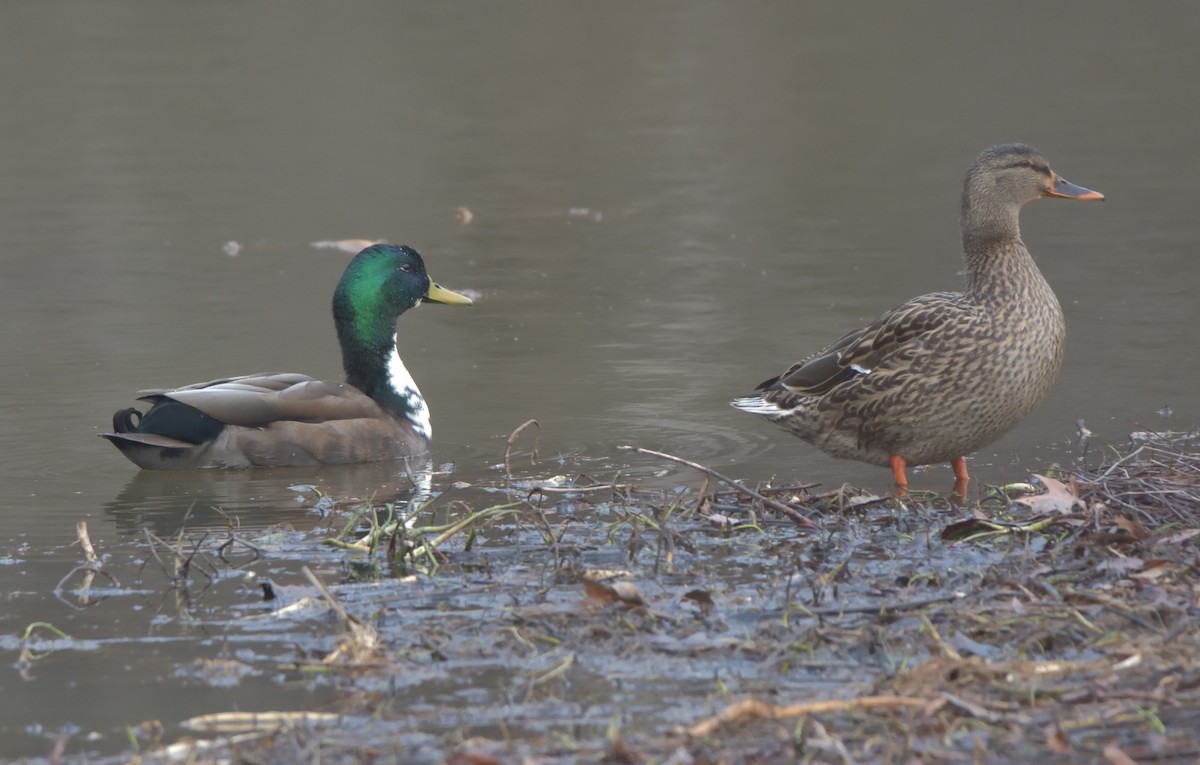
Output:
[{"xmin": 1018, "ymin": 160, "xmax": 1032, "ymax": 169}]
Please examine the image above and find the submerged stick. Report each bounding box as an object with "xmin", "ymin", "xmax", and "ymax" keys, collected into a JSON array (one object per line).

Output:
[
  {"xmin": 181, "ymin": 710, "xmax": 342, "ymax": 734},
  {"xmin": 688, "ymin": 696, "xmax": 931, "ymax": 738},
  {"xmin": 528, "ymin": 483, "xmax": 633, "ymax": 495},
  {"xmin": 618, "ymin": 445, "xmax": 815, "ymax": 528}
]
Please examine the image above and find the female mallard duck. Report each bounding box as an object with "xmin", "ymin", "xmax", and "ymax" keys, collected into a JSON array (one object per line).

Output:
[
  {"xmin": 101, "ymin": 243, "xmax": 473, "ymax": 469},
  {"xmin": 732, "ymin": 144, "xmax": 1104, "ymax": 493}
]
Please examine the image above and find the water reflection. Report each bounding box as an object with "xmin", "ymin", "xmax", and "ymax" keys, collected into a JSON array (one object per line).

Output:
[{"xmin": 103, "ymin": 460, "xmax": 433, "ymax": 537}]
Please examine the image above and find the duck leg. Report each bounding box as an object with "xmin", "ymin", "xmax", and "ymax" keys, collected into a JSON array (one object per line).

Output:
[
  {"xmin": 950, "ymin": 456, "xmax": 970, "ymax": 502},
  {"xmin": 889, "ymin": 455, "xmax": 909, "ymax": 497},
  {"xmin": 950, "ymin": 456, "xmax": 969, "ymax": 481}
]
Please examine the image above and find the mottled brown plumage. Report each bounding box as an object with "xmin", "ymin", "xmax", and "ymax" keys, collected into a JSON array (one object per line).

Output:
[{"xmin": 732, "ymin": 144, "xmax": 1104, "ymax": 489}]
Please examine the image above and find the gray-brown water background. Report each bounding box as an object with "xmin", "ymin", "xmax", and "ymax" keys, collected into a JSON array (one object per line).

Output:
[{"xmin": 1, "ymin": 3, "xmax": 1197, "ymax": 756}]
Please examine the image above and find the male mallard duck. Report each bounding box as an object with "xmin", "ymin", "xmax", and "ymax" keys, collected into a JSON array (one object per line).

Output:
[
  {"xmin": 101, "ymin": 243, "xmax": 473, "ymax": 469},
  {"xmin": 732, "ymin": 144, "xmax": 1104, "ymax": 493}
]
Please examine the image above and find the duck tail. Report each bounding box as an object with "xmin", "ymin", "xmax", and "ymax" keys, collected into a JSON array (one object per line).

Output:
[
  {"xmin": 730, "ymin": 395, "xmax": 786, "ymax": 416},
  {"xmin": 112, "ymin": 407, "xmax": 143, "ymax": 433}
]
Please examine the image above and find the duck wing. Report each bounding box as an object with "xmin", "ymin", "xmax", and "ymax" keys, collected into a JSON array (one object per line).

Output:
[
  {"xmin": 761, "ymin": 292, "xmax": 973, "ymax": 397},
  {"xmin": 141, "ymin": 373, "xmax": 387, "ymax": 427},
  {"xmin": 104, "ymin": 373, "xmax": 421, "ymax": 468}
]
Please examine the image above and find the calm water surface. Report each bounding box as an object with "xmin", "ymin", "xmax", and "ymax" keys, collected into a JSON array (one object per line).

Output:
[{"xmin": 1, "ymin": 3, "xmax": 1198, "ymax": 757}]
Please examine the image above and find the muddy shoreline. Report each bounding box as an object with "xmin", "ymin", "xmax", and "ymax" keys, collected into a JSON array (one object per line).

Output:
[{"xmin": 14, "ymin": 430, "xmax": 1200, "ymax": 764}]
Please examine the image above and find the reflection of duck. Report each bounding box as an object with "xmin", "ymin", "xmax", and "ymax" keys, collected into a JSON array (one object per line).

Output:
[
  {"xmin": 733, "ymin": 144, "xmax": 1104, "ymax": 494},
  {"xmin": 102, "ymin": 460, "xmax": 434, "ymax": 537},
  {"xmin": 101, "ymin": 244, "xmax": 472, "ymax": 469}
]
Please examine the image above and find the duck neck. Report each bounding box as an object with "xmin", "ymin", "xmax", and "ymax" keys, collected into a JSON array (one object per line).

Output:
[
  {"xmin": 335, "ymin": 308, "xmax": 431, "ymax": 438},
  {"xmin": 960, "ymin": 190, "xmax": 1043, "ymax": 302}
]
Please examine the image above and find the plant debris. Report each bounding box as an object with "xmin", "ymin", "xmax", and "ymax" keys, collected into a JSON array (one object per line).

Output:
[{"xmin": 25, "ymin": 431, "xmax": 1200, "ymax": 764}]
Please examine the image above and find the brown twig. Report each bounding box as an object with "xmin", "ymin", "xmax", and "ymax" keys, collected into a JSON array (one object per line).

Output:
[
  {"xmin": 504, "ymin": 419, "xmax": 541, "ymax": 476},
  {"xmin": 788, "ymin": 591, "xmax": 967, "ymax": 618},
  {"xmin": 710, "ymin": 483, "xmax": 820, "ymax": 497},
  {"xmin": 527, "ymin": 483, "xmax": 632, "ymax": 496},
  {"xmin": 1077, "ymin": 438, "xmax": 1200, "ymax": 527},
  {"xmin": 618, "ymin": 445, "xmax": 816, "ymax": 528},
  {"xmin": 55, "ymin": 522, "xmax": 119, "ymax": 608},
  {"xmin": 687, "ymin": 696, "xmax": 932, "ymax": 738},
  {"xmin": 302, "ymin": 566, "xmax": 355, "ymax": 625},
  {"xmin": 74, "ymin": 522, "xmax": 99, "ymax": 604},
  {"xmin": 75, "ymin": 522, "xmax": 98, "ymax": 564},
  {"xmin": 301, "ymin": 566, "xmax": 381, "ymax": 663}
]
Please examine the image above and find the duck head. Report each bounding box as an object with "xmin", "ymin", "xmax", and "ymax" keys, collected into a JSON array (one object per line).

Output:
[
  {"xmin": 334, "ymin": 243, "xmax": 473, "ymax": 328},
  {"xmin": 966, "ymin": 143, "xmax": 1105, "ymax": 210}
]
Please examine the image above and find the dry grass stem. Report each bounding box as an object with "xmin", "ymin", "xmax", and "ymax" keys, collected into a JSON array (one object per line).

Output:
[
  {"xmin": 504, "ymin": 418, "xmax": 541, "ymax": 476},
  {"xmin": 619, "ymin": 445, "xmax": 816, "ymax": 527},
  {"xmin": 688, "ymin": 696, "xmax": 933, "ymax": 738}
]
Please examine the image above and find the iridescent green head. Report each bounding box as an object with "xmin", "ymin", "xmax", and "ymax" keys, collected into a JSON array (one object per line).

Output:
[
  {"xmin": 333, "ymin": 244, "xmax": 471, "ymax": 340},
  {"xmin": 332, "ymin": 244, "xmax": 472, "ymax": 395},
  {"xmin": 335, "ymin": 243, "xmax": 471, "ymax": 324}
]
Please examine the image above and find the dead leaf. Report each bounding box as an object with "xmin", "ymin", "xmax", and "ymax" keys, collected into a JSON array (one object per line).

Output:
[
  {"xmin": 1131, "ymin": 560, "xmax": 1177, "ymax": 581},
  {"xmin": 708, "ymin": 513, "xmax": 736, "ymax": 528},
  {"xmin": 1114, "ymin": 515, "xmax": 1150, "ymax": 541},
  {"xmin": 185, "ymin": 658, "xmax": 256, "ymax": 687},
  {"xmin": 582, "ymin": 567, "xmax": 633, "ymax": 580},
  {"xmin": 1067, "ymin": 472, "xmax": 1082, "ymax": 497},
  {"xmin": 310, "ymin": 239, "xmax": 382, "ymax": 253},
  {"xmin": 1160, "ymin": 529, "xmax": 1200, "ymax": 545},
  {"xmin": 940, "ymin": 516, "xmax": 1023, "ymax": 541},
  {"xmin": 608, "ymin": 581, "xmax": 645, "ymax": 605},
  {"xmin": 446, "ymin": 747, "xmax": 505, "ymax": 765},
  {"xmin": 582, "ymin": 578, "xmax": 645, "ymax": 607},
  {"xmin": 948, "ymin": 631, "xmax": 999, "ymax": 659},
  {"xmin": 582, "ymin": 578, "xmax": 617, "ymax": 604},
  {"xmin": 646, "ymin": 633, "xmax": 746, "ymax": 654},
  {"xmin": 568, "ymin": 207, "xmax": 603, "ymax": 221},
  {"xmin": 1013, "ymin": 474, "xmax": 1084, "ymax": 515},
  {"xmin": 1096, "ymin": 557, "xmax": 1145, "ymax": 574},
  {"xmin": 846, "ymin": 494, "xmax": 886, "ymax": 509},
  {"xmin": 1044, "ymin": 723, "xmax": 1071, "ymax": 754},
  {"xmin": 606, "ymin": 729, "xmax": 637, "ymax": 764},
  {"xmin": 1102, "ymin": 743, "xmax": 1139, "ymax": 765},
  {"xmin": 998, "ymin": 482, "xmax": 1039, "ymax": 496},
  {"xmin": 682, "ymin": 590, "xmax": 715, "ymax": 615}
]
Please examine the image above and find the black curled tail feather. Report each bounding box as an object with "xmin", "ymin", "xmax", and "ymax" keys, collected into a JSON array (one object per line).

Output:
[{"xmin": 113, "ymin": 408, "xmax": 142, "ymax": 433}]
